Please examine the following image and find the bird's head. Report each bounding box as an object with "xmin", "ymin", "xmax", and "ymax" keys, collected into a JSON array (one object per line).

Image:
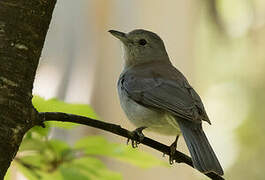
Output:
[{"xmin": 109, "ymin": 29, "xmax": 169, "ymax": 68}]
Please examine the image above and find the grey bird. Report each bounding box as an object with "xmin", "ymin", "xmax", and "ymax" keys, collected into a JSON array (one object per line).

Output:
[{"xmin": 109, "ymin": 29, "xmax": 224, "ymax": 176}]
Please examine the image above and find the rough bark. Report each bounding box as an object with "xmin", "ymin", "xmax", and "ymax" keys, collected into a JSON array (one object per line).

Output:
[{"xmin": 0, "ymin": 0, "xmax": 56, "ymax": 178}]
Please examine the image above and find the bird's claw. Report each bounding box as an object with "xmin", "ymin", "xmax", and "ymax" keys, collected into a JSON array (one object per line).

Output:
[
  {"xmin": 169, "ymin": 143, "xmax": 176, "ymax": 164},
  {"xmin": 169, "ymin": 135, "xmax": 179, "ymax": 164},
  {"xmin": 127, "ymin": 126, "xmax": 147, "ymax": 148}
]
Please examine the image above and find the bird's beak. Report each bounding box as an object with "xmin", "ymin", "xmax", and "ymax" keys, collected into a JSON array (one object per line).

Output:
[{"xmin": 108, "ymin": 30, "xmax": 128, "ymax": 43}]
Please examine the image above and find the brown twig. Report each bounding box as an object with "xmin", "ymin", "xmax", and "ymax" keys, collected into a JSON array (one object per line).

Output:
[{"xmin": 39, "ymin": 112, "xmax": 224, "ymax": 180}]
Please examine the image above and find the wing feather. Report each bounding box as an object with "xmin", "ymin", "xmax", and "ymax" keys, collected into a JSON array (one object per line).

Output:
[{"xmin": 119, "ymin": 64, "xmax": 210, "ymax": 124}]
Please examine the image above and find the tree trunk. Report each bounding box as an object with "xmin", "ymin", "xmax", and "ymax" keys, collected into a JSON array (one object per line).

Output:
[{"xmin": 0, "ymin": 1, "xmax": 56, "ymax": 178}]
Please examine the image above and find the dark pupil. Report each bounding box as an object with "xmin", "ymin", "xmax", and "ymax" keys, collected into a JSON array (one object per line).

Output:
[{"xmin": 139, "ymin": 39, "xmax": 147, "ymax": 45}]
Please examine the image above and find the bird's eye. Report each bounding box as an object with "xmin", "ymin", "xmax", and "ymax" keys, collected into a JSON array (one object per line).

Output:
[{"xmin": 138, "ymin": 39, "xmax": 147, "ymax": 46}]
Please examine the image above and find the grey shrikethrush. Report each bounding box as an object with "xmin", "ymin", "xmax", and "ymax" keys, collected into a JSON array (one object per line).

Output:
[{"xmin": 109, "ymin": 29, "xmax": 224, "ymax": 176}]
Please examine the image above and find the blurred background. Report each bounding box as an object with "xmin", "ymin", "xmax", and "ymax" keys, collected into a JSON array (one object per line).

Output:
[{"xmin": 24, "ymin": 0, "xmax": 265, "ymax": 179}]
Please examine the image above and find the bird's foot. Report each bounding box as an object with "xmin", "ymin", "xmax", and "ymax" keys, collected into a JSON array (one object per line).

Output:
[
  {"xmin": 169, "ymin": 135, "xmax": 179, "ymax": 164},
  {"xmin": 127, "ymin": 126, "xmax": 147, "ymax": 148}
]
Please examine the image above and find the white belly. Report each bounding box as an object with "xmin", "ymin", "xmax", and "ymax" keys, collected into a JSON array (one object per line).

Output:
[{"xmin": 118, "ymin": 87, "xmax": 181, "ymax": 136}]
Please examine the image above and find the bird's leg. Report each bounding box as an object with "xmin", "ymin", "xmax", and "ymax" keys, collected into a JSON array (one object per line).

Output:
[
  {"xmin": 127, "ymin": 126, "xmax": 147, "ymax": 148},
  {"xmin": 169, "ymin": 135, "xmax": 179, "ymax": 164}
]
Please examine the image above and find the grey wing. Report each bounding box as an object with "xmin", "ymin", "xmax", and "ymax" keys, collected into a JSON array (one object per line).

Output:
[{"xmin": 120, "ymin": 72, "xmax": 210, "ymax": 124}]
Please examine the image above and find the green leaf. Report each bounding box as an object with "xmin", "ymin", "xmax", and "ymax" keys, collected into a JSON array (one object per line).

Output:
[
  {"xmin": 23, "ymin": 126, "xmax": 50, "ymax": 141},
  {"xmin": 16, "ymin": 160, "xmax": 63, "ymax": 180},
  {"xmin": 38, "ymin": 171, "xmax": 63, "ymax": 180},
  {"xmin": 16, "ymin": 160, "xmax": 42, "ymax": 180},
  {"xmin": 4, "ymin": 167, "xmax": 12, "ymax": 180},
  {"xmin": 47, "ymin": 139, "xmax": 74, "ymax": 161},
  {"xmin": 19, "ymin": 140, "xmax": 63, "ymax": 169},
  {"xmin": 17, "ymin": 150, "xmax": 121, "ymax": 180},
  {"xmin": 32, "ymin": 96, "xmax": 99, "ymax": 128},
  {"xmin": 19, "ymin": 138, "xmax": 47, "ymax": 152},
  {"xmin": 60, "ymin": 157, "xmax": 122, "ymax": 180},
  {"xmin": 29, "ymin": 126, "xmax": 50, "ymax": 137},
  {"xmin": 75, "ymin": 136, "xmax": 166, "ymax": 168},
  {"xmin": 60, "ymin": 167, "xmax": 90, "ymax": 180},
  {"xmin": 19, "ymin": 155, "xmax": 43, "ymax": 169}
]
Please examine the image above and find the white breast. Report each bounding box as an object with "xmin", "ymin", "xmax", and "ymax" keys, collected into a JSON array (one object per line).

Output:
[{"xmin": 118, "ymin": 85, "xmax": 181, "ymax": 136}]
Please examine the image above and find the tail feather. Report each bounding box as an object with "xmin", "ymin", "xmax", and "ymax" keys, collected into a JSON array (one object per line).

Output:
[{"xmin": 176, "ymin": 118, "xmax": 224, "ymax": 175}]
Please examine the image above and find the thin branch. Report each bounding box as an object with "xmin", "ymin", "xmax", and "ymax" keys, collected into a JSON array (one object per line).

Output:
[{"xmin": 39, "ymin": 112, "xmax": 224, "ymax": 180}]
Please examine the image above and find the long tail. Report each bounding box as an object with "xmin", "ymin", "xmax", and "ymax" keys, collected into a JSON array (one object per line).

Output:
[{"xmin": 176, "ymin": 118, "xmax": 224, "ymax": 175}]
